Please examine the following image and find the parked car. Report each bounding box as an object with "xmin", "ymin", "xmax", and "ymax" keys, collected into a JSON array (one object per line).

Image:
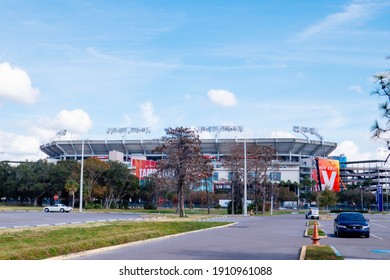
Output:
[
  {"xmin": 43, "ymin": 203, "xmax": 73, "ymax": 213},
  {"xmin": 305, "ymin": 207, "xmax": 319, "ymax": 219},
  {"xmin": 334, "ymin": 212, "xmax": 370, "ymax": 238}
]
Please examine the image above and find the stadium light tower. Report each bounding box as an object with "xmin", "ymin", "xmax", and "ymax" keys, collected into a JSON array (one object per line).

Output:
[
  {"xmin": 194, "ymin": 125, "xmax": 243, "ymax": 140},
  {"xmin": 50, "ymin": 129, "xmax": 67, "ymax": 141},
  {"xmin": 293, "ymin": 126, "xmax": 324, "ymax": 156},
  {"xmin": 293, "ymin": 126, "xmax": 323, "ymax": 141},
  {"xmin": 106, "ymin": 127, "xmax": 151, "ymax": 135}
]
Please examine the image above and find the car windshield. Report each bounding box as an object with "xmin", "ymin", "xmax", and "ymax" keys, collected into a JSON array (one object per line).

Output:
[{"xmin": 339, "ymin": 213, "xmax": 365, "ymax": 221}]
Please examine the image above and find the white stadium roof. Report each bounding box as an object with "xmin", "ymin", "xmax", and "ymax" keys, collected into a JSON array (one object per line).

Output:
[{"xmin": 40, "ymin": 138, "xmax": 337, "ymax": 161}]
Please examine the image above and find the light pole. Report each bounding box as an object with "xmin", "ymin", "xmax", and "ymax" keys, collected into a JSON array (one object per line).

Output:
[
  {"xmin": 243, "ymin": 138, "xmax": 247, "ymax": 216},
  {"xmin": 79, "ymin": 140, "xmax": 84, "ymax": 213}
]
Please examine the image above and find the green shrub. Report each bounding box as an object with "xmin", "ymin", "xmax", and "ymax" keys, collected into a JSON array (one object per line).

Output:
[{"xmin": 143, "ymin": 203, "xmax": 157, "ymax": 210}]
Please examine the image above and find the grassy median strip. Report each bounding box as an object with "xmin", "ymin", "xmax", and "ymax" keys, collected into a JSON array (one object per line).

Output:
[
  {"xmin": 306, "ymin": 227, "xmax": 326, "ymax": 237},
  {"xmin": 305, "ymin": 245, "xmax": 344, "ymax": 260},
  {"xmin": 0, "ymin": 221, "xmax": 229, "ymax": 260}
]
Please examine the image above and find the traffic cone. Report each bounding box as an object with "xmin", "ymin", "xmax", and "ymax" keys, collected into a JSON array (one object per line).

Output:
[{"xmin": 311, "ymin": 221, "xmax": 320, "ymax": 245}]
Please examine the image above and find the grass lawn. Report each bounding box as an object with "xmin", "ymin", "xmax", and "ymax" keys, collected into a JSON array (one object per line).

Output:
[
  {"xmin": 0, "ymin": 220, "xmax": 230, "ymax": 260},
  {"xmin": 304, "ymin": 245, "xmax": 344, "ymax": 260}
]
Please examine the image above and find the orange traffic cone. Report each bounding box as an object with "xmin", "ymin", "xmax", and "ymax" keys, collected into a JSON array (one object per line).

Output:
[{"xmin": 311, "ymin": 221, "xmax": 320, "ymax": 245}]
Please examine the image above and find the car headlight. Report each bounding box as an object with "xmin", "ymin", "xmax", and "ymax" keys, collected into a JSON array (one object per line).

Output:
[
  {"xmin": 363, "ymin": 225, "xmax": 370, "ymax": 229},
  {"xmin": 337, "ymin": 225, "xmax": 347, "ymax": 229}
]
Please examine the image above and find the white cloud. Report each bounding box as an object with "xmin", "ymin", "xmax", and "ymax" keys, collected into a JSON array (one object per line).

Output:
[
  {"xmin": 348, "ymin": 85, "xmax": 363, "ymax": 93},
  {"xmin": 36, "ymin": 109, "xmax": 93, "ymax": 137},
  {"xmin": 0, "ymin": 62, "xmax": 39, "ymax": 104},
  {"xmin": 139, "ymin": 101, "xmax": 160, "ymax": 126},
  {"xmin": 0, "ymin": 109, "xmax": 93, "ymax": 161},
  {"xmin": 295, "ymin": 1, "xmax": 387, "ymax": 40},
  {"xmin": 0, "ymin": 131, "xmax": 44, "ymax": 161},
  {"xmin": 208, "ymin": 89, "xmax": 238, "ymax": 107},
  {"xmin": 330, "ymin": 140, "xmax": 373, "ymax": 161},
  {"xmin": 55, "ymin": 109, "xmax": 93, "ymax": 134}
]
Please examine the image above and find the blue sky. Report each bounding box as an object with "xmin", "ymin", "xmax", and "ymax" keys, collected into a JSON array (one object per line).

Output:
[{"xmin": 0, "ymin": 0, "xmax": 390, "ymax": 161}]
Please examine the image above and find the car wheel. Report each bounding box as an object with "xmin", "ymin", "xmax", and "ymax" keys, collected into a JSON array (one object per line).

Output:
[
  {"xmin": 60, "ymin": 208, "xmax": 65, "ymax": 213},
  {"xmin": 44, "ymin": 208, "xmax": 49, "ymax": 213},
  {"xmin": 365, "ymin": 233, "xmax": 370, "ymax": 238}
]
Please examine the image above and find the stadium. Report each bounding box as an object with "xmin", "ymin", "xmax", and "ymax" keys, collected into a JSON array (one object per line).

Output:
[
  {"xmin": 40, "ymin": 136, "xmax": 337, "ymax": 183},
  {"xmin": 39, "ymin": 127, "xmax": 390, "ymax": 210}
]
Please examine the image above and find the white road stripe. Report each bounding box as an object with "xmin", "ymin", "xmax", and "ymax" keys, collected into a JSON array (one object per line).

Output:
[
  {"xmin": 370, "ymin": 234, "xmax": 383, "ymax": 240},
  {"xmin": 372, "ymin": 223, "xmax": 386, "ymax": 228}
]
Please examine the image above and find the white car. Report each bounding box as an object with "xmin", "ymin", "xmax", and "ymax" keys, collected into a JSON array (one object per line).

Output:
[
  {"xmin": 43, "ymin": 204, "xmax": 73, "ymax": 213},
  {"xmin": 305, "ymin": 207, "xmax": 319, "ymax": 219}
]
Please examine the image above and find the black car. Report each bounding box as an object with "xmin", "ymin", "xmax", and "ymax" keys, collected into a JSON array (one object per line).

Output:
[{"xmin": 334, "ymin": 212, "xmax": 370, "ymax": 238}]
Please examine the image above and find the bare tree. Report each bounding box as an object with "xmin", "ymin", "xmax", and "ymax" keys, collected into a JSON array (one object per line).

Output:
[
  {"xmin": 223, "ymin": 143, "xmax": 277, "ymax": 215},
  {"xmin": 154, "ymin": 127, "xmax": 205, "ymax": 217},
  {"xmin": 222, "ymin": 143, "xmax": 245, "ymax": 214},
  {"xmin": 247, "ymin": 144, "xmax": 278, "ymax": 215}
]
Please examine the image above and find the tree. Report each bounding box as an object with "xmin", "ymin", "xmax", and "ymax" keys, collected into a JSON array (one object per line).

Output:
[
  {"xmin": 103, "ymin": 161, "xmax": 136, "ymax": 209},
  {"xmin": 0, "ymin": 162, "xmax": 15, "ymax": 200},
  {"xmin": 247, "ymin": 144, "xmax": 277, "ymax": 215},
  {"xmin": 14, "ymin": 160, "xmax": 60, "ymax": 206},
  {"xmin": 64, "ymin": 179, "xmax": 79, "ymax": 208},
  {"xmin": 276, "ymin": 186, "xmax": 297, "ymax": 206},
  {"xmin": 222, "ymin": 143, "xmax": 245, "ymax": 214},
  {"xmin": 370, "ymin": 57, "xmax": 390, "ymax": 144},
  {"xmin": 140, "ymin": 174, "xmax": 160, "ymax": 209},
  {"xmin": 197, "ymin": 156, "xmax": 214, "ymax": 214},
  {"xmin": 318, "ymin": 189, "xmax": 338, "ymax": 209},
  {"xmin": 82, "ymin": 157, "xmax": 109, "ymax": 205},
  {"xmin": 154, "ymin": 127, "xmax": 205, "ymax": 217}
]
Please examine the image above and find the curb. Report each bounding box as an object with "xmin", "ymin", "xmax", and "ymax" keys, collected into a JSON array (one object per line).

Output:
[{"xmin": 299, "ymin": 246, "xmax": 307, "ymax": 260}]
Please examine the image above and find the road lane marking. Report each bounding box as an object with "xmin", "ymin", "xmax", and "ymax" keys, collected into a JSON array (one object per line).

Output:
[
  {"xmin": 370, "ymin": 234, "xmax": 383, "ymax": 240},
  {"xmin": 372, "ymin": 223, "xmax": 386, "ymax": 228}
]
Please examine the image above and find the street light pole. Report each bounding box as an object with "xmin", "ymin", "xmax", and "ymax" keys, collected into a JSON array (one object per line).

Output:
[
  {"xmin": 243, "ymin": 138, "xmax": 248, "ymax": 216},
  {"xmin": 79, "ymin": 140, "xmax": 84, "ymax": 213}
]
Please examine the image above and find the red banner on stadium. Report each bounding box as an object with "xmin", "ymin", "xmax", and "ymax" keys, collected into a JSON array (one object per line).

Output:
[
  {"xmin": 131, "ymin": 159, "xmax": 157, "ymax": 180},
  {"xmin": 312, "ymin": 158, "xmax": 340, "ymax": 192}
]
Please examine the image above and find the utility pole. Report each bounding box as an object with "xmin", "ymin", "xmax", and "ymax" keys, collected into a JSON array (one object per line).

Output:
[{"xmin": 79, "ymin": 140, "xmax": 84, "ymax": 213}]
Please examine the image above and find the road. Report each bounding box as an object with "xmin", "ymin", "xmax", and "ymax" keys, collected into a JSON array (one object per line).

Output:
[
  {"xmin": 1, "ymin": 211, "xmax": 389, "ymax": 260},
  {"xmin": 68, "ymin": 214, "xmax": 314, "ymax": 260},
  {"xmin": 0, "ymin": 210, "xmax": 144, "ymax": 228},
  {"xmin": 319, "ymin": 214, "xmax": 390, "ymax": 260}
]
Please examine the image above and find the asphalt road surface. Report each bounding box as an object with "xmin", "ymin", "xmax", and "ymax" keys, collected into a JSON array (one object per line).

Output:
[
  {"xmin": 316, "ymin": 214, "xmax": 390, "ymax": 260},
  {"xmin": 0, "ymin": 210, "xmax": 144, "ymax": 228},
  {"xmin": 1, "ymin": 211, "xmax": 389, "ymax": 260},
  {"xmin": 68, "ymin": 214, "xmax": 312, "ymax": 260},
  {"xmin": 68, "ymin": 213, "xmax": 390, "ymax": 260}
]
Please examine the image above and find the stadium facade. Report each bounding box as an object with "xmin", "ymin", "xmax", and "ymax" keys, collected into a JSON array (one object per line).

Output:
[
  {"xmin": 40, "ymin": 137, "xmax": 390, "ymax": 207},
  {"xmin": 40, "ymin": 137, "xmax": 337, "ymax": 184}
]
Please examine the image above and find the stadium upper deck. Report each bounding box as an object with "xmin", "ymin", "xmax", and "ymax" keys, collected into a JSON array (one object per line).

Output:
[{"xmin": 40, "ymin": 137, "xmax": 337, "ymax": 162}]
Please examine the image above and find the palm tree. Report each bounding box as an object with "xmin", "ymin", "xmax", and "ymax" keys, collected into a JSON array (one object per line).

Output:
[{"xmin": 64, "ymin": 179, "xmax": 79, "ymax": 208}]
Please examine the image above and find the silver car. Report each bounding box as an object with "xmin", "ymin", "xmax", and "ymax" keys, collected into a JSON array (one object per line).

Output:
[{"xmin": 43, "ymin": 203, "xmax": 73, "ymax": 213}]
